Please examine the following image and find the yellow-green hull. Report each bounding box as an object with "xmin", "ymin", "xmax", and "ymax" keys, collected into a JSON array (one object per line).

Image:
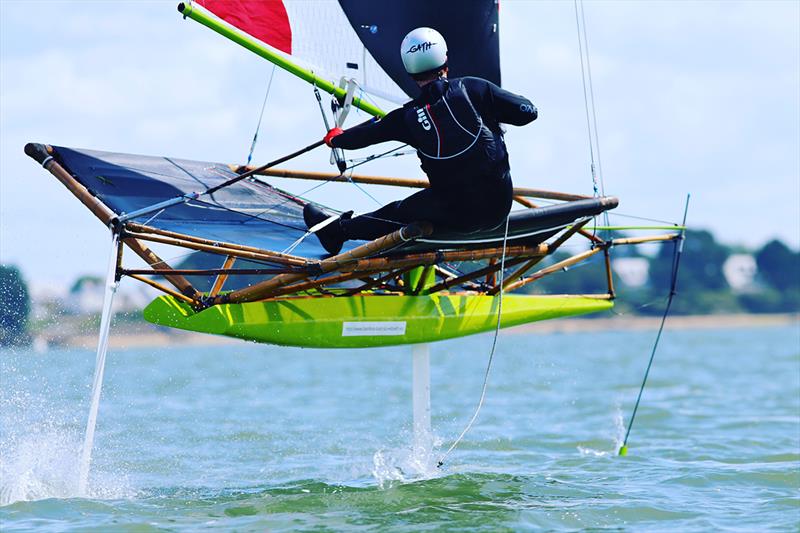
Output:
[{"xmin": 143, "ymin": 293, "xmax": 612, "ymax": 348}]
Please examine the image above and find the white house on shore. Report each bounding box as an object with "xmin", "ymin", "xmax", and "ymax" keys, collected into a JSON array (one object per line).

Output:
[
  {"xmin": 722, "ymin": 254, "xmax": 758, "ymax": 292},
  {"xmin": 67, "ymin": 277, "xmax": 157, "ymax": 314},
  {"xmin": 612, "ymin": 257, "xmax": 650, "ymax": 288}
]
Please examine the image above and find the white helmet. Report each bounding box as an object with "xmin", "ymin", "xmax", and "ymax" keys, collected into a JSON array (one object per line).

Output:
[{"xmin": 400, "ymin": 27, "xmax": 448, "ymax": 75}]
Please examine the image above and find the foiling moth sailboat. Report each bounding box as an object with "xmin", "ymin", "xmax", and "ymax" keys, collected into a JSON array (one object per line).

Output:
[
  {"xmin": 27, "ymin": 2, "xmax": 690, "ymax": 486},
  {"xmin": 26, "ymin": 1, "xmax": 680, "ymax": 349}
]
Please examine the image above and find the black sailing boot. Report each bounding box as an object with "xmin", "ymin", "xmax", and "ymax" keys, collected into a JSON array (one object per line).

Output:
[{"xmin": 303, "ymin": 204, "xmax": 350, "ymax": 256}]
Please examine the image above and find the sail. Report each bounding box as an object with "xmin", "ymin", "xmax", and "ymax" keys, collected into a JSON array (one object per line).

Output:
[
  {"xmin": 338, "ymin": 0, "xmax": 501, "ymax": 98},
  {"xmin": 194, "ymin": 0, "xmax": 408, "ymax": 103},
  {"xmin": 189, "ymin": 0, "xmax": 500, "ymax": 102}
]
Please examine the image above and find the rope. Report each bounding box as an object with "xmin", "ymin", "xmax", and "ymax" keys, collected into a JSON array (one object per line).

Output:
[
  {"xmin": 437, "ymin": 214, "xmax": 511, "ymax": 468},
  {"xmin": 246, "ymin": 65, "xmax": 276, "ymax": 166},
  {"xmin": 619, "ymin": 195, "xmax": 689, "ymax": 455}
]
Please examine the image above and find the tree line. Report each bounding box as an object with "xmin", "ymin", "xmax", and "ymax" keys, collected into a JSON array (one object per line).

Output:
[{"xmin": 530, "ymin": 230, "xmax": 799, "ymax": 315}]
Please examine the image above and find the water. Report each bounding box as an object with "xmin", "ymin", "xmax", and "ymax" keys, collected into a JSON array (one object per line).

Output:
[{"xmin": 1, "ymin": 324, "xmax": 798, "ymax": 531}]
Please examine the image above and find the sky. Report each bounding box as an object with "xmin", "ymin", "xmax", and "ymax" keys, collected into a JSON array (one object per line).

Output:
[{"xmin": 1, "ymin": 0, "xmax": 798, "ymax": 287}]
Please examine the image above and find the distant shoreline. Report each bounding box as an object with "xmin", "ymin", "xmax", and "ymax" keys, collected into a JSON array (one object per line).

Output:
[
  {"xmin": 509, "ymin": 312, "xmax": 798, "ymax": 334},
  {"xmin": 44, "ymin": 313, "xmax": 798, "ymax": 350}
]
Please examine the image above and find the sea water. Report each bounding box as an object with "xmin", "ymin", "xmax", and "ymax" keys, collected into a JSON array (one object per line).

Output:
[{"xmin": 1, "ymin": 324, "xmax": 798, "ymax": 531}]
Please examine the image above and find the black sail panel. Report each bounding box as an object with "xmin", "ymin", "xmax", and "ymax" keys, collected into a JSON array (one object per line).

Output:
[{"xmin": 338, "ymin": 0, "xmax": 500, "ymax": 99}]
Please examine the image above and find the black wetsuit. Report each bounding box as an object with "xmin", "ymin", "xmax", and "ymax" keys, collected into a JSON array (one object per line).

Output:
[{"xmin": 331, "ymin": 76, "xmax": 537, "ymax": 240}]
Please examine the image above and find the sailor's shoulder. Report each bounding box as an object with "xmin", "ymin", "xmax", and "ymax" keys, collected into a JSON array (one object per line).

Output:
[
  {"xmin": 452, "ymin": 77, "xmax": 493, "ymax": 99},
  {"xmin": 456, "ymin": 76, "xmax": 491, "ymax": 88},
  {"xmin": 390, "ymin": 105, "xmax": 418, "ymax": 129}
]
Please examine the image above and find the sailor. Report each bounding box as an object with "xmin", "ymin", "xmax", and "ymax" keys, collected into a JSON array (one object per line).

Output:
[{"xmin": 304, "ymin": 27, "xmax": 537, "ymax": 255}]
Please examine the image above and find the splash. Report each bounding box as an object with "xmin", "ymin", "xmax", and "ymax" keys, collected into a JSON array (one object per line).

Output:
[
  {"xmin": 577, "ymin": 404, "xmax": 626, "ymax": 457},
  {"xmin": 0, "ymin": 428, "xmax": 81, "ymax": 505},
  {"xmin": 613, "ymin": 403, "xmax": 626, "ymax": 452},
  {"xmin": 0, "ymin": 424, "xmax": 133, "ymax": 506},
  {"xmin": 371, "ymin": 431, "xmax": 443, "ymax": 489}
]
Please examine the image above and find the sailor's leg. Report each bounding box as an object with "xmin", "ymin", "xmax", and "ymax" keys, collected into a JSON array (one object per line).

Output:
[
  {"xmin": 341, "ymin": 188, "xmax": 448, "ymax": 241},
  {"xmin": 446, "ymin": 171, "xmax": 514, "ymax": 231}
]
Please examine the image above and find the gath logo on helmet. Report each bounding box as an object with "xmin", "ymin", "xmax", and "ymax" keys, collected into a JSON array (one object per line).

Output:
[
  {"xmin": 400, "ymin": 27, "xmax": 448, "ymax": 75},
  {"xmin": 406, "ymin": 41, "xmax": 436, "ymax": 55}
]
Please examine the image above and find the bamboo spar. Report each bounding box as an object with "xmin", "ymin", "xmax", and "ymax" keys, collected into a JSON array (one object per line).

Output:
[
  {"xmin": 218, "ymin": 222, "xmax": 433, "ymax": 304},
  {"xmin": 503, "ymin": 247, "xmax": 605, "ymax": 293},
  {"xmin": 249, "ymin": 168, "xmax": 593, "ymax": 203}
]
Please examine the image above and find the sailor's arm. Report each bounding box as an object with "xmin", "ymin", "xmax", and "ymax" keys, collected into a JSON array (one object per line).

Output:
[
  {"xmin": 472, "ymin": 78, "xmax": 538, "ymax": 126},
  {"xmin": 326, "ymin": 109, "xmax": 406, "ymax": 150}
]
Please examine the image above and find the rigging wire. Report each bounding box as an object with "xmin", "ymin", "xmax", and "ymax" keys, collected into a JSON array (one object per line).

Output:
[
  {"xmin": 606, "ymin": 211, "xmax": 685, "ymax": 226},
  {"xmin": 577, "ymin": 0, "xmax": 606, "ymax": 200},
  {"xmin": 437, "ymin": 214, "xmax": 511, "ymax": 468},
  {"xmin": 343, "ymin": 166, "xmax": 383, "ymax": 207},
  {"xmin": 345, "ymin": 143, "xmax": 411, "ymax": 172},
  {"xmin": 246, "ymin": 65, "xmax": 277, "ymax": 166},
  {"xmin": 249, "ymin": 139, "xmax": 410, "ymax": 225},
  {"xmin": 311, "ymin": 84, "xmax": 391, "ymax": 207},
  {"xmin": 574, "ymin": 0, "xmax": 610, "ymax": 229},
  {"xmin": 619, "ymin": 195, "xmax": 690, "ymax": 456},
  {"xmin": 345, "ymin": 148, "xmax": 415, "ymax": 165}
]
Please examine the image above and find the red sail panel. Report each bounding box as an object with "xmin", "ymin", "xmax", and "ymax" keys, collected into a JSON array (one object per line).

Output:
[{"xmin": 196, "ymin": 0, "xmax": 292, "ymax": 54}]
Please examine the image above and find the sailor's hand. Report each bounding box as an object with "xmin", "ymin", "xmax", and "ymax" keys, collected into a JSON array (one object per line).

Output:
[{"xmin": 324, "ymin": 127, "xmax": 344, "ymax": 147}]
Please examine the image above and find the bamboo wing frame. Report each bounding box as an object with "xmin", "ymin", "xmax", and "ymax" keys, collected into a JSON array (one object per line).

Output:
[
  {"xmin": 26, "ymin": 142, "xmax": 682, "ymax": 313},
  {"xmin": 25, "ymin": 143, "xmax": 202, "ymax": 300}
]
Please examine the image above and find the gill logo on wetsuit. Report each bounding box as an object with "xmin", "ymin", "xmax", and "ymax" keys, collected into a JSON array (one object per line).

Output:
[{"xmin": 416, "ymin": 107, "xmax": 431, "ymax": 131}]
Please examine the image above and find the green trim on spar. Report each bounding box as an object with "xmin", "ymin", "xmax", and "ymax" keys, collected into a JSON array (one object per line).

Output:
[
  {"xmin": 143, "ymin": 293, "xmax": 613, "ymax": 348},
  {"xmin": 178, "ymin": 2, "xmax": 386, "ymax": 118},
  {"xmin": 569, "ymin": 226, "xmax": 686, "ymax": 231}
]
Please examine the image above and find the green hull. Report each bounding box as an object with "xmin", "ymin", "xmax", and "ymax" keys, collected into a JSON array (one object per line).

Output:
[{"xmin": 143, "ymin": 293, "xmax": 612, "ymax": 348}]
